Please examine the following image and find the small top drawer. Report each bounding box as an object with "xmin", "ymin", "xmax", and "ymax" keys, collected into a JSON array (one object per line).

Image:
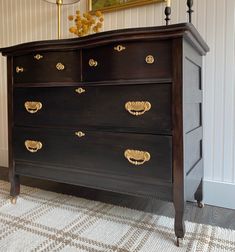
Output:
[
  {"xmin": 13, "ymin": 51, "xmax": 81, "ymax": 84},
  {"xmin": 82, "ymin": 40, "xmax": 172, "ymax": 82}
]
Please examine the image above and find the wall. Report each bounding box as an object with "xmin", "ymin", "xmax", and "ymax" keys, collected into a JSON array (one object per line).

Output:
[{"xmin": 0, "ymin": 0, "xmax": 234, "ymax": 209}]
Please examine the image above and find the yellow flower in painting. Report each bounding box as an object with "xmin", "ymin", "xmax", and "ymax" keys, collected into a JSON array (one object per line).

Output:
[{"xmin": 99, "ymin": 17, "xmax": 104, "ymax": 22}]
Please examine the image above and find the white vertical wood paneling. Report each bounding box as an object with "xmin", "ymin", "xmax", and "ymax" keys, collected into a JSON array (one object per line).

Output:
[
  {"xmin": 223, "ymin": 0, "xmax": 235, "ymax": 183},
  {"xmin": 213, "ymin": 0, "xmax": 226, "ymax": 181},
  {"xmin": 203, "ymin": 0, "xmax": 216, "ymax": 181},
  {"xmin": 0, "ymin": 0, "xmax": 235, "ymax": 206}
]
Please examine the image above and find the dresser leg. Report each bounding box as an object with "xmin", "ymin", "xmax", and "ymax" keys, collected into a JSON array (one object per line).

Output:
[
  {"xmin": 194, "ymin": 179, "xmax": 203, "ymax": 208},
  {"xmin": 9, "ymin": 175, "xmax": 20, "ymax": 204},
  {"xmin": 174, "ymin": 209, "xmax": 185, "ymax": 246}
]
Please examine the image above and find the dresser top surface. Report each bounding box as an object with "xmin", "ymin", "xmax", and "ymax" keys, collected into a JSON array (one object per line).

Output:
[{"xmin": 0, "ymin": 23, "xmax": 209, "ymax": 56}]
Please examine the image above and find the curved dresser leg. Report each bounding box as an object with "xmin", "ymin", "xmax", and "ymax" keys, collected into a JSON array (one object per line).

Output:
[
  {"xmin": 174, "ymin": 208, "xmax": 185, "ymax": 247},
  {"xmin": 9, "ymin": 175, "xmax": 20, "ymax": 204}
]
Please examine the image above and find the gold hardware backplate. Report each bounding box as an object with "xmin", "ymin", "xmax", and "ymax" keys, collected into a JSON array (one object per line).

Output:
[
  {"xmin": 114, "ymin": 45, "xmax": 126, "ymax": 52},
  {"xmin": 124, "ymin": 149, "xmax": 151, "ymax": 166},
  {"xmin": 25, "ymin": 140, "xmax": 43, "ymax": 153},
  {"xmin": 125, "ymin": 101, "xmax": 151, "ymax": 116},
  {"xmin": 145, "ymin": 55, "xmax": 155, "ymax": 64},
  {"xmin": 56, "ymin": 62, "xmax": 65, "ymax": 70},
  {"xmin": 24, "ymin": 101, "xmax": 42, "ymax": 114}
]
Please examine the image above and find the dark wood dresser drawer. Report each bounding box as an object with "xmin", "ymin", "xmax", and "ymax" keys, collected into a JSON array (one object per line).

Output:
[
  {"xmin": 83, "ymin": 40, "xmax": 172, "ymax": 82},
  {"xmin": 13, "ymin": 51, "xmax": 81, "ymax": 83},
  {"xmin": 14, "ymin": 84, "xmax": 172, "ymax": 133},
  {"xmin": 14, "ymin": 127, "xmax": 172, "ymax": 183}
]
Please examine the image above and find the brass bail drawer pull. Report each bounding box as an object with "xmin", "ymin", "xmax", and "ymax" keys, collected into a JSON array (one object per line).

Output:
[
  {"xmin": 114, "ymin": 45, "xmax": 126, "ymax": 52},
  {"xmin": 25, "ymin": 140, "xmax": 43, "ymax": 153},
  {"xmin": 16, "ymin": 66, "xmax": 24, "ymax": 73},
  {"xmin": 89, "ymin": 59, "xmax": 98, "ymax": 67},
  {"xmin": 75, "ymin": 131, "xmax": 85, "ymax": 138},
  {"xmin": 124, "ymin": 149, "xmax": 151, "ymax": 166},
  {"xmin": 75, "ymin": 87, "xmax": 86, "ymax": 94},
  {"xmin": 56, "ymin": 62, "xmax": 65, "ymax": 71},
  {"xmin": 125, "ymin": 101, "xmax": 151, "ymax": 116},
  {"xmin": 24, "ymin": 101, "xmax": 42, "ymax": 114}
]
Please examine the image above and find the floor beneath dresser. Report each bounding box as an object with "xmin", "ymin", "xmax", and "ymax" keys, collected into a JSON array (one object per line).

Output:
[{"xmin": 0, "ymin": 166, "xmax": 234, "ymax": 230}]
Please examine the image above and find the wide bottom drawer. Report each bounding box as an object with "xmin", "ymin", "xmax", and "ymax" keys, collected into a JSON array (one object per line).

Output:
[{"xmin": 13, "ymin": 127, "xmax": 172, "ymax": 183}]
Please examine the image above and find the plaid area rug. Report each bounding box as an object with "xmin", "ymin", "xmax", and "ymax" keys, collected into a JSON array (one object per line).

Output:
[{"xmin": 0, "ymin": 180, "xmax": 234, "ymax": 252}]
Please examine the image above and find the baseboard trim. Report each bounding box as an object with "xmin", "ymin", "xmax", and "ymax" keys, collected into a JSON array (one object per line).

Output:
[
  {"xmin": 204, "ymin": 180, "xmax": 235, "ymax": 210},
  {"xmin": 0, "ymin": 149, "xmax": 8, "ymax": 167}
]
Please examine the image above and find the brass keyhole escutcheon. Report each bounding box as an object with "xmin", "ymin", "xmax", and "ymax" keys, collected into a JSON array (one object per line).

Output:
[
  {"xmin": 34, "ymin": 54, "xmax": 43, "ymax": 60},
  {"xmin": 75, "ymin": 87, "xmax": 86, "ymax": 94},
  {"xmin": 114, "ymin": 45, "xmax": 126, "ymax": 52},
  {"xmin": 145, "ymin": 55, "xmax": 155, "ymax": 64},
  {"xmin": 75, "ymin": 131, "xmax": 85, "ymax": 138}
]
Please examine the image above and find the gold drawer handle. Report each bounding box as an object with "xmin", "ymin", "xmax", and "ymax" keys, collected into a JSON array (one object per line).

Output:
[
  {"xmin": 75, "ymin": 131, "xmax": 85, "ymax": 138},
  {"xmin": 16, "ymin": 66, "xmax": 24, "ymax": 73},
  {"xmin": 124, "ymin": 149, "xmax": 151, "ymax": 166},
  {"xmin": 145, "ymin": 55, "xmax": 155, "ymax": 64},
  {"xmin": 24, "ymin": 101, "xmax": 42, "ymax": 114},
  {"xmin": 89, "ymin": 59, "xmax": 98, "ymax": 67},
  {"xmin": 75, "ymin": 87, "xmax": 86, "ymax": 94},
  {"xmin": 25, "ymin": 140, "xmax": 43, "ymax": 153},
  {"xmin": 56, "ymin": 62, "xmax": 65, "ymax": 71},
  {"xmin": 125, "ymin": 101, "xmax": 151, "ymax": 116},
  {"xmin": 34, "ymin": 54, "xmax": 43, "ymax": 60},
  {"xmin": 114, "ymin": 45, "xmax": 126, "ymax": 52}
]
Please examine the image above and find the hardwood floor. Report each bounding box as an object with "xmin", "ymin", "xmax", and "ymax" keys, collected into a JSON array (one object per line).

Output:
[{"xmin": 1, "ymin": 166, "xmax": 235, "ymax": 230}]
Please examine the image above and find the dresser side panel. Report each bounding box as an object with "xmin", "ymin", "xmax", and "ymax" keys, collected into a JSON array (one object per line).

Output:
[{"xmin": 183, "ymin": 39, "xmax": 203, "ymax": 202}]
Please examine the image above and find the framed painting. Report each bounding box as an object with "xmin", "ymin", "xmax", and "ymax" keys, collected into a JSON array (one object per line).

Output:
[{"xmin": 88, "ymin": 0, "xmax": 165, "ymax": 13}]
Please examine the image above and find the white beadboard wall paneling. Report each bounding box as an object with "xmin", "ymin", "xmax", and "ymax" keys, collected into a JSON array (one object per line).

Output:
[
  {"xmin": 203, "ymin": 0, "xmax": 216, "ymax": 180},
  {"xmin": 213, "ymin": 0, "xmax": 226, "ymax": 181},
  {"xmin": 223, "ymin": 0, "xmax": 235, "ymax": 183},
  {"xmin": 0, "ymin": 0, "xmax": 235, "ymax": 208}
]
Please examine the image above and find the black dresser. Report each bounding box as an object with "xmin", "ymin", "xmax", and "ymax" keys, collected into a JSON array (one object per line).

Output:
[{"xmin": 0, "ymin": 23, "xmax": 209, "ymax": 245}]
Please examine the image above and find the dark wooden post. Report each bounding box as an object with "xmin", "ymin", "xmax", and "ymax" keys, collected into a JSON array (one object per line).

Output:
[
  {"xmin": 187, "ymin": 0, "xmax": 194, "ymax": 23},
  {"xmin": 165, "ymin": 6, "xmax": 171, "ymax": 26}
]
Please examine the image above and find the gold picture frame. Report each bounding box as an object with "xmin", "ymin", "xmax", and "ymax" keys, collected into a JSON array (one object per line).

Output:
[{"xmin": 88, "ymin": 0, "xmax": 165, "ymax": 13}]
